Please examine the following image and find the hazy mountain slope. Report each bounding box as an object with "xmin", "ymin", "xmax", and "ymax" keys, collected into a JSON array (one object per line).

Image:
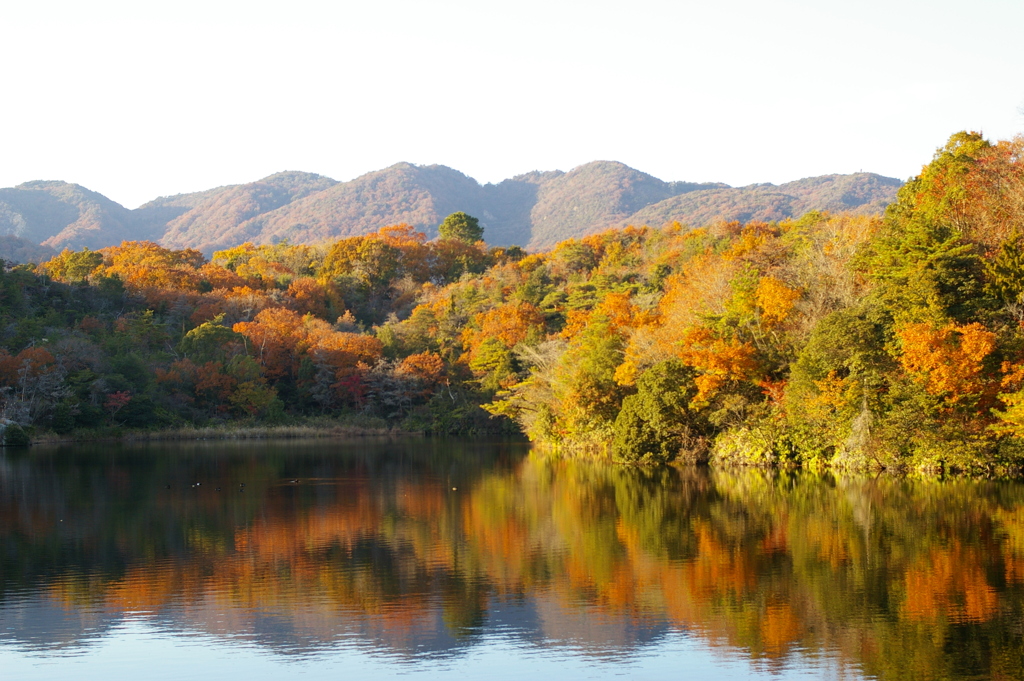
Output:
[
  {"xmin": 477, "ymin": 177, "xmax": 549, "ymax": 247},
  {"xmin": 0, "ymin": 235, "xmax": 57, "ymax": 264},
  {"xmin": 0, "ymin": 181, "xmax": 135, "ymax": 250},
  {"xmin": 0, "ymin": 167, "xmax": 903, "ymax": 255},
  {"xmin": 157, "ymin": 172, "xmax": 338, "ymax": 252},
  {"xmin": 625, "ymin": 188, "xmax": 798, "ymax": 227},
  {"xmin": 236, "ymin": 163, "xmax": 727, "ymax": 251},
  {"xmin": 779, "ymin": 173, "xmax": 903, "ymax": 215},
  {"xmin": 623, "ymin": 173, "xmax": 900, "ymax": 229},
  {"xmin": 524, "ymin": 162, "xmax": 727, "ymax": 249},
  {"xmin": 132, "ymin": 186, "xmax": 234, "ymax": 241},
  {"xmin": 238, "ymin": 164, "xmax": 485, "ymax": 248}
]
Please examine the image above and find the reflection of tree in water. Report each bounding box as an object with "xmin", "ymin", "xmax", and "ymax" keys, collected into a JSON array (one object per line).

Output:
[{"xmin": 2, "ymin": 442, "xmax": 1024, "ymax": 676}]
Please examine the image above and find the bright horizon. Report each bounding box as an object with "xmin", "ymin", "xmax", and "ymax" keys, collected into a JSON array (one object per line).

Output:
[{"xmin": 3, "ymin": 0, "xmax": 1022, "ymax": 209}]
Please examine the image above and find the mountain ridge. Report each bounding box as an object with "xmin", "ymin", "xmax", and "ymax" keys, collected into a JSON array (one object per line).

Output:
[{"xmin": 0, "ymin": 163, "xmax": 903, "ymax": 260}]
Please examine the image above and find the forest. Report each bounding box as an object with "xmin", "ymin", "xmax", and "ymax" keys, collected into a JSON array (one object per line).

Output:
[{"xmin": 2, "ymin": 131, "xmax": 1023, "ymax": 474}]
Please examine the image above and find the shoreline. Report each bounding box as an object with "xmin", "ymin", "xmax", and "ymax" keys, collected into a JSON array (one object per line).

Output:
[
  {"xmin": 526, "ymin": 440, "xmax": 1024, "ymax": 480},
  {"xmin": 24, "ymin": 422, "xmax": 417, "ymax": 446},
  {"xmin": 13, "ymin": 426, "xmax": 1024, "ymax": 479}
]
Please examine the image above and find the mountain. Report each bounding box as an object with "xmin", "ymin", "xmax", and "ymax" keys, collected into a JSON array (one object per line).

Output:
[
  {"xmin": 0, "ymin": 165, "xmax": 902, "ymax": 256},
  {"xmin": 0, "ymin": 235, "xmax": 57, "ymax": 264},
  {"xmin": 624, "ymin": 173, "xmax": 903, "ymax": 232},
  {"xmin": 779, "ymin": 172, "xmax": 903, "ymax": 215},
  {"xmin": 154, "ymin": 171, "xmax": 338, "ymax": 252},
  {"xmin": 235, "ymin": 164, "xmax": 485, "ymax": 251},
  {"xmin": 522, "ymin": 161, "xmax": 728, "ymax": 249},
  {"xmin": 198, "ymin": 162, "xmax": 889, "ymax": 252},
  {"xmin": 131, "ymin": 186, "xmax": 234, "ymax": 242},
  {"xmin": 0, "ymin": 181, "xmax": 136, "ymax": 250}
]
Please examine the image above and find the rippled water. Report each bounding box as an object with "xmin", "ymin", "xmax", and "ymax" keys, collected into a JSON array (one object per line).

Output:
[{"xmin": 2, "ymin": 438, "xmax": 1023, "ymax": 679}]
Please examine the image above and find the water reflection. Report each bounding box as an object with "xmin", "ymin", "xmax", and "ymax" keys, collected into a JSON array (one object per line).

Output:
[{"xmin": 2, "ymin": 439, "xmax": 1024, "ymax": 679}]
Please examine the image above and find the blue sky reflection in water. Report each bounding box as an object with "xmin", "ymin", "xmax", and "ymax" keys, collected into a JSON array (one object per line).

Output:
[
  {"xmin": 2, "ymin": 438, "xmax": 1021, "ymax": 679},
  {"xmin": 0, "ymin": 611, "xmax": 861, "ymax": 681}
]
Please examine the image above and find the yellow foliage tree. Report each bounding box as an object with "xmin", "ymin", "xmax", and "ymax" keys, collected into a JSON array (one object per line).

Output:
[{"xmin": 755, "ymin": 276, "xmax": 801, "ymax": 326}]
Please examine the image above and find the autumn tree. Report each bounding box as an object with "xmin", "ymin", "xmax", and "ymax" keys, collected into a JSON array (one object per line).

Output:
[
  {"xmin": 429, "ymin": 238, "xmax": 490, "ymax": 284},
  {"xmin": 39, "ymin": 248, "xmax": 103, "ymax": 283},
  {"xmin": 233, "ymin": 308, "xmax": 308, "ymax": 381},
  {"xmin": 896, "ymin": 321, "xmax": 997, "ymax": 407},
  {"xmin": 101, "ymin": 241, "xmax": 207, "ymax": 292}
]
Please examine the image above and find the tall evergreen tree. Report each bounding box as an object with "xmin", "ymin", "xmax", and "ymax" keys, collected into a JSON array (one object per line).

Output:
[{"xmin": 438, "ymin": 212, "xmax": 484, "ymax": 243}]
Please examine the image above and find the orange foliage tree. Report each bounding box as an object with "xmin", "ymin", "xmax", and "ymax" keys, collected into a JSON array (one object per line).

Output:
[
  {"xmin": 675, "ymin": 327, "xmax": 760, "ymax": 405},
  {"xmin": 896, "ymin": 322, "xmax": 997, "ymax": 406},
  {"xmin": 755, "ymin": 276, "xmax": 801, "ymax": 327},
  {"xmin": 462, "ymin": 302, "xmax": 545, "ymax": 359},
  {"xmin": 101, "ymin": 241, "xmax": 206, "ymax": 292},
  {"xmin": 233, "ymin": 308, "xmax": 309, "ymax": 380}
]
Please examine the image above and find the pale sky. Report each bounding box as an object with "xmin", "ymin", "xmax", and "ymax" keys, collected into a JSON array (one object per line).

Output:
[{"xmin": 2, "ymin": 0, "xmax": 1022, "ymax": 208}]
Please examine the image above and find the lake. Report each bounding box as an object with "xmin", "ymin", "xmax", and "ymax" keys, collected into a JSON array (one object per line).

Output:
[{"xmin": 1, "ymin": 438, "xmax": 1023, "ymax": 680}]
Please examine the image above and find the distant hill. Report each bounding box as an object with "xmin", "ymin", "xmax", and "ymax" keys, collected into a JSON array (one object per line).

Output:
[
  {"xmin": 0, "ymin": 165, "xmax": 903, "ymax": 255},
  {"xmin": 155, "ymin": 171, "xmax": 338, "ymax": 252},
  {"xmin": 131, "ymin": 186, "xmax": 234, "ymax": 242},
  {"xmin": 624, "ymin": 173, "xmax": 903, "ymax": 235},
  {"xmin": 0, "ymin": 181, "xmax": 136, "ymax": 250},
  {"xmin": 523, "ymin": 161, "xmax": 728, "ymax": 249},
  {"xmin": 0, "ymin": 235, "xmax": 56, "ymax": 264},
  {"xmin": 236, "ymin": 164, "xmax": 485, "ymax": 252},
  {"xmin": 184, "ymin": 164, "xmax": 899, "ymax": 252}
]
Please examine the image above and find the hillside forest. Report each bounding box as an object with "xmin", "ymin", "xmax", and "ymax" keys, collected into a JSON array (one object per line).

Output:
[{"xmin": 2, "ymin": 131, "xmax": 1023, "ymax": 474}]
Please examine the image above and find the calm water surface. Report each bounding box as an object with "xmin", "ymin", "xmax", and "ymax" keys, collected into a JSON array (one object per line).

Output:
[{"xmin": 2, "ymin": 438, "xmax": 1023, "ymax": 680}]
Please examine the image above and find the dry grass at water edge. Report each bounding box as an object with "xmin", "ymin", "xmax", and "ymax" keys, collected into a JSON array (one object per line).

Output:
[{"xmin": 29, "ymin": 421, "xmax": 412, "ymax": 445}]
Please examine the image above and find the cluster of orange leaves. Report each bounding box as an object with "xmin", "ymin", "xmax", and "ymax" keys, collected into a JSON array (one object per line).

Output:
[
  {"xmin": 461, "ymin": 302, "xmax": 544, "ymax": 359},
  {"xmin": 896, "ymin": 322, "xmax": 997, "ymax": 405},
  {"xmin": 723, "ymin": 222, "xmax": 777, "ymax": 261},
  {"xmin": 396, "ymin": 352, "xmax": 445, "ymax": 383},
  {"xmin": 0, "ymin": 346, "xmax": 56, "ymax": 386},
  {"xmin": 101, "ymin": 242, "xmax": 213, "ymax": 291},
  {"xmin": 560, "ymin": 292, "xmax": 658, "ymax": 339},
  {"xmin": 754, "ymin": 276, "xmax": 801, "ymax": 326},
  {"xmin": 233, "ymin": 308, "xmax": 382, "ymax": 383},
  {"xmin": 675, "ymin": 327, "xmax": 760, "ymax": 404}
]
